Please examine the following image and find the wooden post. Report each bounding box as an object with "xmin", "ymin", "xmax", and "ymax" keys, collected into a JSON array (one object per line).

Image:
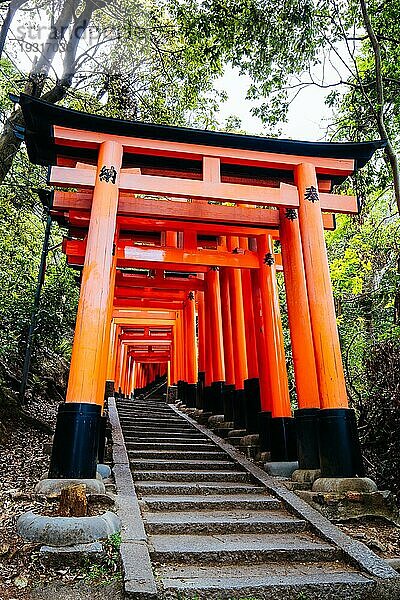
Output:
[
  {"xmin": 256, "ymin": 234, "xmax": 295, "ymax": 461},
  {"xmin": 239, "ymin": 237, "xmax": 259, "ymax": 379},
  {"xmin": 185, "ymin": 292, "xmax": 198, "ymax": 384},
  {"xmin": 66, "ymin": 141, "xmax": 123, "ymax": 406},
  {"xmin": 296, "ymin": 163, "xmax": 347, "ymax": 409},
  {"xmin": 296, "ymin": 163, "xmax": 363, "ymax": 476},
  {"xmin": 219, "ymin": 268, "xmax": 235, "ymax": 387},
  {"xmin": 279, "ymin": 207, "xmax": 320, "ymax": 408},
  {"xmin": 49, "ymin": 141, "xmax": 123, "ymax": 480},
  {"xmin": 226, "ymin": 237, "xmax": 248, "ymax": 390},
  {"xmin": 185, "ymin": 291, "xmax": 198, "ymax": 407},
  {"xmin": 256, "ymin": 234, "xmax": 291, "ymax": 418},
  {"xmin": 280, "ymin": 206, "xmax": 321, "ymax": 468},
  {"xmin": 206, "ymin": 269, "xmax": 225, "ymax": 382}
]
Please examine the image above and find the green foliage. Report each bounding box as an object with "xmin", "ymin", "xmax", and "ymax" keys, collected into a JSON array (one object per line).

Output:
[{"xmin": 82, "ymin": 533, "xmax": 122, "ymax": 584}]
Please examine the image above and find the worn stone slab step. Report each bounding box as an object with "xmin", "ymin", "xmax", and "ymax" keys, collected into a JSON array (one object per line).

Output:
[
  {"xmin": 149, "ymin": 532, "xmax": 340, "ymax": 564},
  {"xmin": 130, "ymin": 459, "xmax": 239, "ymax": 471},
  {"xmin": 132, "ymin": 470, "xmax": 253, "ymax": 483},
  {"xmin": 144, "ymin": 509, "xmax": 308, "ymax": 535},
  {"xmin": 141, "ymin": 494, "xmax": 280, "ymax": 511},
  {"xmin": 121, "ymin": 422, "xmax": 195, "ymax": 431},
  {"xmin": 118, "ymin": 410, "xmax": 175, "ymax": 419},
  {"xmin": 124, "ymin": 436, "xmax": 209, "ymax": 444},
  {"xmin": 135, "ymin": 481, "xmax": 265, "ymax": 496},
  {"xmin": 127, "ymin": 450, "xmax": 227, "ymax": 460},
  {"xmin": 158, "ymin": 562, "xmax": 374, "ymax": 599},
  {"xmin": 124, "ymin": 442, "xmax": 217, "ymax": 452},
  {"xmin": 119, "ymin": 415, "xmax": 185, "ymax": 423}
]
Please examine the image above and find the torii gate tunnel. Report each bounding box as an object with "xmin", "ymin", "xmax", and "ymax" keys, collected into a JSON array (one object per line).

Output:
[{"xmin": 20, "ymin": 94, "xmax": 384, "ymax": 480}]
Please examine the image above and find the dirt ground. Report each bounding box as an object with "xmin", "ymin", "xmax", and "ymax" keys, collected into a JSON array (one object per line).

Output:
[{"xmin": 0, "ymin": 398, "xmax": 123, "ymax": 600}]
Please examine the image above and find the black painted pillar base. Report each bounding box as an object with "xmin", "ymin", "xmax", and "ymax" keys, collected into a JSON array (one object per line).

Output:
[
  {"xmin": 222, "ymin": 384, "xmax": 235, "ymax": 422},
  {"xmin": 186, "ymin": 383, "xmax": 198, "ymax": 408},
  {"xmin": 233, "ymin": 389, "xmax": 246, "ymax": 429},
  {"xmin": 258, "ymin": 411, "xmax": 272, "ymax": 452},
  {"xmin": 177, "ymin": 380, "xmax": 185, "ymax": 403},
  {"xmin": 197, "ymin": 372, "xmax": 205, "ymax": 410},
  {"xmin": 203, "ymin": 386, "xmax": 212, "ymax": 412},
  {"xmin": 318, "ymin": 408, "xmax": 365, "ymax": 477},
  {"xmin": 97, "ymin": 414, "xmax": 108, "ymax": 464},
  {"xmin": 49, "ymin": 402, "xmax": 101, "ymax": 479},
  {"xmin": 244, "ymin": 378, "xmax": 261, "ymax": 434},
  {"xmin": 270, "ymin": 417, "xmax": 297, "ymax": 462},
  {"xmin": 295, "ymin": 408, "xmax": 320, "ymax": 470},
  {"xmin": 211, "ymin": 381, "xmax": 225, "ymax": 414},
  {"xmin": 104, "ymin": 380, "xmax": 114, "ymax": 400}
]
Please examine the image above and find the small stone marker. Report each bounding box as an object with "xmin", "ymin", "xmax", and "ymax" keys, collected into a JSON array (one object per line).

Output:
[{"xmin": 59, "ymin": 484, "xmax": 87, "ymax": 517}]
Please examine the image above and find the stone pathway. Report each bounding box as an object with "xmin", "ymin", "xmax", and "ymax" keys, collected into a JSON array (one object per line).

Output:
[{"xmin": 115, "ymin": 396, "xmax": 397, "ymax": 599}]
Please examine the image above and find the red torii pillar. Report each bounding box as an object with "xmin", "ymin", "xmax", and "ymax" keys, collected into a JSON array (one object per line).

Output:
[
  {"xmin": 204, "ymin": 268, "xmax": 225, "ymax": 414},
  {"xmin": 184, "ymin": 291, "xmax": 198, "ymax": 407},
  {"xmin": 196, "ymin": 286, "xmax": 206, "ymax": 409},
  {"xmin": 296, "ymin": 163, "xmax": 363, "ymax": 477},
  {"xmin": 240, "ymin": 236, "xmax": 261, "ymax": 434},
  {"xmin": 256, "ymin": 234, "xmax": 295, "ymax": 461},
  {"xmin": 279, "ymin": 206, "xmax": 320, "ymax": 470},
  {"xmin": 219, "ymin": 267, "xmax": 236, "ymax": 422},
  {"xmin": 49, "ymin": 140, "xmax": 123, "ymax": 479},
  {"xmin": 226, "ymin": 236, "xmax": 248, "ymax": 428}
]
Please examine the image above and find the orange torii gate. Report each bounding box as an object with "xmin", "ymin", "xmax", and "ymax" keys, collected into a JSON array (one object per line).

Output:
[{"xmin": 20, "ymin": 93, "xmax": 384, "ymax": 482}]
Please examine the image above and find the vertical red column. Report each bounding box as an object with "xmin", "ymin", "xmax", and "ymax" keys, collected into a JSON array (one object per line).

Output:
[
  {"xmin": 226, "ymin": 236, "xmax": 248, "ymax": 428},
  {"xmin": 66, "ymin": 141, "xmax": 123, "ymax": 407},
  {"xmin": 205, "ymin": 268, "xmax": 225, "ymax": 414},
  {"xmin": 296, "ymin": 163, "xmax": 363, "ymax": 477},
  {"xmin": 219, "ymin": 267, "xmax": 236, "ymax": 422},
  {"xmin": 256, "ymin": 234, "xmax": 295, "ymax": 461},
  {"xmin": 185, "ymin": 291, "xmax": 198, "ymax": 407},
  {"xmin": 239, "ymin": 236, "xmax": 261, "ymax": 434},
  {"xmin": 279, "ymin": 206, "xmax": 321, "ymax": 470}
]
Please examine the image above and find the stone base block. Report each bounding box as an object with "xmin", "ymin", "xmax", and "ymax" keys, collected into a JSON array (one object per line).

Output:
[
  {"xmin": 208, "ymin": 414, "xmax": 225, "ymax": 428},
  {"xmin": 296, "ymin": 489, "xmax": 398, "ymax": 522},
  {"xmin": 292, "ymin": 469, "xmax": 321, "ymax": 485},
  {"xmin": 17, "ymin": 510, "xmax": 121, "ymax": 547},
  {"xmin": 240, "ymin": 434, "xmax": 260, "ymax": 446},
  {"xmin": 35, "ymin": 478, "xmax": 106, "ymax": 497},
  {"xmin": 40, "ymin": 542, "xmax": 104, "ymax": 566},
  {"xmin": 264, "ymin": 461, "xmax": 299, "ymax": 478},
  {"xmin": 312, "ymin": 477, "xmax": 377, "ymax": 493}
]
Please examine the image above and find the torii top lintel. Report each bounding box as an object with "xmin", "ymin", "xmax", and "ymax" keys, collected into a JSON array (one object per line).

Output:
[{"xmin": 19, "ymin": 94, "xmax": 385, "ymax": 180}]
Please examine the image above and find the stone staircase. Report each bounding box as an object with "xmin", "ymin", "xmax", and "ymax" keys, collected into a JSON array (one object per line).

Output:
[{"xmin": 115, "ymin": 396, "xmax": 395, "ymax": 599}]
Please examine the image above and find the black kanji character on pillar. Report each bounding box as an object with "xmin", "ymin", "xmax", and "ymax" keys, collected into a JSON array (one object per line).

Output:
[
  {"xmin": 188, "ymin": 291, "xmax": 195, "ymax": 301},
  {"xmin": 264, "ymin": 252, "xmax": 275, "ymax": 266},
  {"xmin": 99, "ymin": 165, "xmax": 117, "ymax": 184},
  {"xmin": 285, "ymin": 208, "xmax": 298, "ymax": 220},
  {"xmin": 304, "ymin": 185, "xmax": 319, "ymax": 203}
]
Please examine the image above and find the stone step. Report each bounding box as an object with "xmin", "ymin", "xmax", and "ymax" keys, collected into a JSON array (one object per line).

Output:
[
  {"xmin": 132, "ymin": 470, "xmax": 254, "ymax": 483},
  {"xmin": 125, "ymin": 436, "xmax": 209, "ymax": 444},
  {"xmin": 119, "ymin": 415, "xmax": 184, "ymax": 422},
  {"xmin": 144, "ymin": 509, "xmax": 308, "ymax": 535},
  {"xmin": 127, "ymin": 449, "xmax": 227, "ymax": 460},
  {"xmin": 130, "ymin": 459, "xmax": 239, "ymax": 471},
  {"xmin": 141, "ymin": 494, "xmax": 280, "ymax": 511},
  {"xmin": 121, "ymin": 422, "xmax": 195, "ymax": 431},
  {"xmin": 158, "ymin": 562, "xmax": 374, "ymax": 598},
  {"xmin": 149, "ymin": 532, "xmax": 340, "ymax": 564},
  {"xmin": 118, "ymin": 410, "xmax": 174, "ymax": 418},
  {"xmin": 121, "ymin": 423, "xmax": 203, "ymax": 432},
  {"xmin": 124, "ymin": 442, "xmax": 217, "ymax": 451},
  {"xmin": 136, "ymin": 481, "xmax": 265, "ymax": 496}
]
